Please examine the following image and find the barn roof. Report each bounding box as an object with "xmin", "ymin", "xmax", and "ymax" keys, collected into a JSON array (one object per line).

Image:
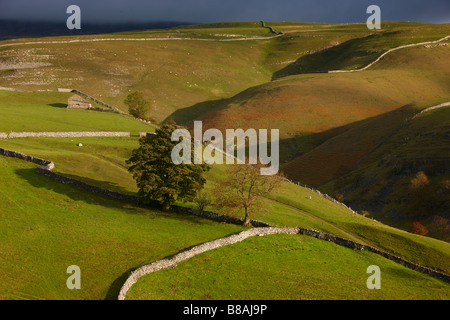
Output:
[{"xmin": 68, "ymin": 95, "xmax": 89, "ymax": 103}]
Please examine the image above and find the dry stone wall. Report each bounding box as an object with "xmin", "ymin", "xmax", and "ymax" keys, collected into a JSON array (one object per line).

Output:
[
  {"xmin": 412, "ymin": 102, "xmax": 450, "ymax": 119},
  {"xmin": 60, "ymin": 88, "xmax": 152, "ymax": 124},
  {"xmin": 71, "ymin": 90, "xmax": 123, "ymax": 114},
  {"xmin": 139, "ymin": 132, "xmax": 157, "ymax": 138},
  {"xmin": 286, "ymin": 178, "xmax": 358, "ymax": 214},
  {"xmin": 0, "ymin": 87, "xmax": 28, "ymax": 92},
  {"xmin": 329, "ymin": 35, "xmax": 450, "ymax": 73},
  {"xmin": 0, "ymin": 147, "xmax": 52, "ymax": 167},
  {"xmin": 260, "ymin": 21, "xmax": 282, "ymax": 35},
  {"xmin": 117, "ymin": 227, "xmax": 299, "ymax": 300},
  {"xmin": 57, "ymin": 88, "xmax": 73, "ymax": 93},
  {"xmin": 118, "ymin": 226, "xmax": 450, "ymax": 300},
  {"xmin": 1, "ymin": 132, "xmax": 130, "ymax": 139},
  {"xmin": 36, "ymin": 168, "xmax": 141, "ymax": 203},
  {"xmin": 0, "ymin": 147, "xmax": 139, "ymax": 203}
]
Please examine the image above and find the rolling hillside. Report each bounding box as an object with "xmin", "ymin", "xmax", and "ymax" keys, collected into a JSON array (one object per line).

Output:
[
  {"xmin": 2, "ymin": 21, "xmax": 449, "ymax": 124},
  {"xmin": 191, "ymin": 43, "xmax": 450, "ymax": 162},
  {"xmin": 1, "ymin": 136, "xmax": 449, "ymax": 299},
  {"xmin": 126, "ymin": 234, "xmax": 450, "ymax": 300},
  {"xmin": 276, "ymin": 43, "xmax": 449, "ymax": 236},
  {"xmin": 0, "ymin": 21, "xmax": 449, "ymax": 300},
  {"xmin": 319, "ymin": 104, "xmax": 450, "ymax": 239},
  {"xmin": 0, "ymin": 22, "xmax": 276, "ymax": 123},
  {"xmin": 2, "ymin": 131, "xmax": 449, "ymax": 276},
  {"xmin": 0, "ymin": 156, "xmax": 244, "ymax": 299}
]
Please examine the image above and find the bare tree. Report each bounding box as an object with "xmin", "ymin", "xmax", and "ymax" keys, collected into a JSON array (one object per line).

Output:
[{"xmin": 214, "ymin": 163, "xmax": 283, "ymax": 226}]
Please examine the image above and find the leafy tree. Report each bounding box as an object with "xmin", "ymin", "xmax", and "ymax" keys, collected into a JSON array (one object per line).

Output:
[
  {"xmin": 410, "ymin": 171, "xmax": 430, "ymax": 191},
  {"xmin": 193, "ymin": 191, "xmax": 212, "ymax": 216},
  {"xmin": 124, "ymin": 91, "xmax": 150, "ymax": 119},
  {"xmin": 213, "ymin": 163, "xmax": 283, "ymax": 226},
  {"xmin": 409, "ymin": 221, "xmax": 429, "ymax": 236},
  {"xmin": 126, "ymin": 124, "xmax": 209, "ymax": 210},
  {"xmin": 334, "ymin": 193, "xmax": 344, "ymax": 202}
]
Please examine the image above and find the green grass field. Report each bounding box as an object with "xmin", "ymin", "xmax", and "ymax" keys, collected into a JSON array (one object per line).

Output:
[
  {"xmin": 126, "ymin": 234, "xmax": 450, "ymax": 300},
  {"xmin": 1, "ymin": 133, "xmax": 449, "ymax": 277},
  {"xmin": 0, "ymin": 91, "xmax": 156, "ymax": 134},
  {"xmin": 0, "ymin": 136, "xmax": 140, "ymax": 194},
  {"xmin": 0, "ymin": 156, "xmax": 244, "ymax": 299},
  {"xmin": 2, "ymin": 113, "xmax": 450, "ymax": 280}
]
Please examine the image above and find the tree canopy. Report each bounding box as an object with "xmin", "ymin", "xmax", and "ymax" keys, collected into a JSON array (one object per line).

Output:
[
  {"xmin": 124, "ymin": 91, "xmax": 150, "ymax": 119},
  {"xmin": 127, "ymin": 124, "xmax": 209, "ymax": 210}
]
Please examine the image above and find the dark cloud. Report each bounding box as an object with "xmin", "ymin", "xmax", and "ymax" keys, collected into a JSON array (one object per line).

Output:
[{"xmin": 0, "ymin": 0, "xmax": 449, "ymax": 24}]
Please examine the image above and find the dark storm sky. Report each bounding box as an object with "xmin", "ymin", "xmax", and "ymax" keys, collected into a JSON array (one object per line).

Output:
[{"xmin": 0, "ymin": 0, "xmax": 449, "ymax": 24}]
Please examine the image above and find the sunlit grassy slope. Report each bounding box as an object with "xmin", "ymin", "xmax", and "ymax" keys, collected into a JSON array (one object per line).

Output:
[
  {"xmin": 193, "ymin": 43, "xmax": 450, "ymax": 163},
  {"xmin": 0, "ymin": 25, "xmax": 274, "ymax": 124},
  {"xmin": 126, "ymin": 234, "xmax": 450, "ymax": 300},
  {"xmin": 2, "ymin": 134, "xmax": 449, "ymax": 276},
  {"xmin": 0, "ymin": 103, "xmax": 448, "ymax": 300},
  {"xmin": 1, "ymin": 21, "xmax": 448, "ymax": 124},
  {"xmin": 0, "ymin": 136, "xmax": 140, "ymax": 194},
  {"xmin": 0, "ymin": 156, "xmax": 244, "ymax": 300},
  {"xmin": 0, "ymin": 91, "xmax": 156, "ymax": 134},
  {"xmin": 269, "ymin": 21, "xmax": 450, "ymax": 77},
  {"xmin": 1, "ymin": 21, "xmax": 449, "ymax": 300}
]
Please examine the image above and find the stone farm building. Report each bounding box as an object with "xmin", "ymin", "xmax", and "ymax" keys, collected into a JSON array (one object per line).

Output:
[{"xmin": 67, "ymin": 95, "xmax": 92, "ymax": 109}]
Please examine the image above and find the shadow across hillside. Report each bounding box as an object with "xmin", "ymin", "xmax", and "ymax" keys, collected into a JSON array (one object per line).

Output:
[
  {"xmin": 12, "ymin": 167, "xmax": 213, "ymax": 226},
  {"xmin": 272, "ymin": 33, "xmax": 386, "ymax": 80},
  {"xmin": 280, "ymin": 103, "xmax": 418, "ymax": 185},
  {"xmin": 57, "ymin": 172, "xmax": 137, "ymax": 196},
  {"xmin": 105, "ymin": 267, "xmax": 137, "ymax": 300},
  {"xmin": 14, "ymin": 167, "xmax": 143, "ymax": 211},
  {"xmin": 165, "ymin": 93, "xmax": 390, "ymax": 166},
  {"xmin": 277, "ymin": 117, "xmax": 376, "ymax": 164},
  {"xmin": 47, "ymin": 103, "xmax": 67, "ymax": 108},
  {"xmin": 163, "ymin": 98, "xmax": 227, "ymax": 125},
  {"xmin": 163, "ymin": 82, "xmax": 271, "ymax": 126}
]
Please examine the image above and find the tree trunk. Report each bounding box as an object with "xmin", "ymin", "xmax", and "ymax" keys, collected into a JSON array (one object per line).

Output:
[{"xmin": 243, "ymin": 207, "xmax": 251, "ymax": 227}]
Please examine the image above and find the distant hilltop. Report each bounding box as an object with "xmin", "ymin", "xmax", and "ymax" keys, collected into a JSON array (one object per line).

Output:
[{"xmin": 0, "ymin": 20, "xmax": 194, "ymax": 41}]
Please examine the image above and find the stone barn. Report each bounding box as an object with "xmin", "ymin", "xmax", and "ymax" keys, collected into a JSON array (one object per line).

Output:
[{"xmin": 67, "ymin": 95, "xmax": 92, "ymax": 109}]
